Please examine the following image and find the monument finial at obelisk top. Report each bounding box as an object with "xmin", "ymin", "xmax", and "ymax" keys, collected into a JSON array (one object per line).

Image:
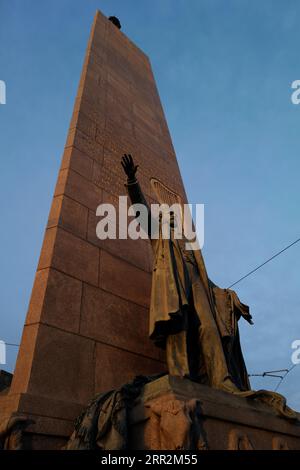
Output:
[{"xmin": 108, "ymin": 16, "xmax": 121, "ymax": 29}]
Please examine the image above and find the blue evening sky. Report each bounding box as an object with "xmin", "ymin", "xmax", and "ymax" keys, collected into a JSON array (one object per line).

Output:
[{"xmin": 0, "ymin": 0, "xmax": 299, "ymax": 408}]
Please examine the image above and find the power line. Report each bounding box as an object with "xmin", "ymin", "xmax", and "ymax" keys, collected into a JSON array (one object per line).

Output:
[
  {"xmin": 228, "ymin": 237, "xmax": 300, "ymax": 289},
  {"xmin": 248, "ymin": 365, "xmax": 298, "ymax": 392},
  {"xmin": 248, "ymin": 369, "xmax": 289, "ymax": 379},
  {"xmin": 274, "ymin": 364, "xmax": 297, "ymax": 392}
]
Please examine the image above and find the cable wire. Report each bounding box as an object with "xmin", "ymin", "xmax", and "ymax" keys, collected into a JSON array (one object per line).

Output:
[
  {"xmin": 228, "ymin": 237, "xmax": 300, "ymax": 288},
  {"xmin": 248, "ymin": 365, "xmax": 298, "ymax": 392}
]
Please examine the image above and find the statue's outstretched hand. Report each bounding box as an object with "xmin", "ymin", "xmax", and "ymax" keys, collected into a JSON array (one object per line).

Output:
[{"xmin": 121, "ymin": 154, "xmax": 138, "ymax": 180}]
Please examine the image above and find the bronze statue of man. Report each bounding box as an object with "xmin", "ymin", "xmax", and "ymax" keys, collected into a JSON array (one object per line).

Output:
[{"xmin": 121, "ymin": 154, "xmax": 253, "ymax": 392}]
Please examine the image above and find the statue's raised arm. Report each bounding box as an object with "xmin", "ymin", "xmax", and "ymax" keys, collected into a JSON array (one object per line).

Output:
[{"xmin": 121, "ymin": 154, "xmax": 153, "ymax": 238}]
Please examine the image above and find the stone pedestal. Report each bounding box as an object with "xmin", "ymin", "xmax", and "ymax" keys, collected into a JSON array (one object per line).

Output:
[{"xmin": 129, "ymin": 376, "xmax": 300, "ymax": 450}]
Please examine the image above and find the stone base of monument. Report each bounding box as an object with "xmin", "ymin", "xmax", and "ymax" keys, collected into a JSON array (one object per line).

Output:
[
  {"xmin": 1, "ymin": 375, "xmax": 300, "ymax": 450},
  {"xmin": 0, "ymin": 391, "xmax": 78, "ymax": 449},
  {"xmin": 128, "ymin": 376, "xmax": 300, "ymax": 450}
]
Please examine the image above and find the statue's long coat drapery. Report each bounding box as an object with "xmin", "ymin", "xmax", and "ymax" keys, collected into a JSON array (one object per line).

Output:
[{"xmin": 127, "ymin": 178, "xmax": 252, "ymax": 390}]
